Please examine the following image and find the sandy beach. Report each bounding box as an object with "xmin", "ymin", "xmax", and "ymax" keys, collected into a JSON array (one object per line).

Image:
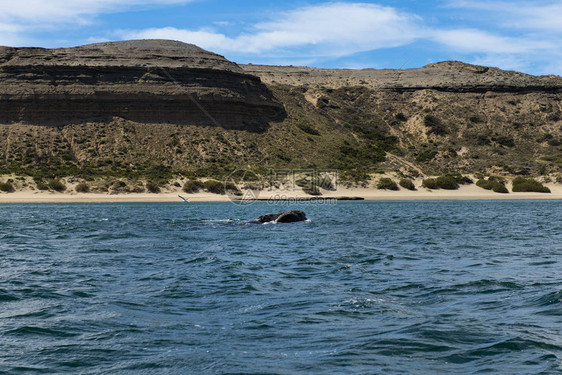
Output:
[{"xmin": 1, "ymin": 182, "xmax": 561, "ymax": 204}]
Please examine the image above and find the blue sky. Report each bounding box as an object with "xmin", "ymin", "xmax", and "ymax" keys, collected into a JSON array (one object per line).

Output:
[{"xmin": 1, "ymin": 0, "xmax": 561, "ymax": 75}]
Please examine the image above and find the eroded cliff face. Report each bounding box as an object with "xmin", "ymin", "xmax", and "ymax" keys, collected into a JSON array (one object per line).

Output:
[
  {"xmin": 0, "ymin": 40, "xmax": 285, "ymax": 130},
  {"xmin": 0, "ymin": 42, "xmax": 560, "ymax": 179}
]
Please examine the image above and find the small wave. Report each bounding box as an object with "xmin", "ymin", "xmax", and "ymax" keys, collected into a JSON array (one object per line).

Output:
[
  {"xmin": 6, "ymin": 326, "xmax": 78, "ymax": 338},
  {"xmin": 451, "ymin": 279, "xmax": 523, "ymax": 293},
  {"xmin": 458, "ymin": 337, "xmax": 562, "ymax": 359},
  {"xmin": 0, "ymin": 289, "xmax": 19, "ymax": 302},
  {"xmin": 534, "ymin": 290, "xmax": 562, "ymax": 307}
]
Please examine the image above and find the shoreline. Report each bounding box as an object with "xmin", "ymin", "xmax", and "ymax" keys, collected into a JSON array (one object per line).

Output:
[{"xmin": 2, "ymin": 184, "xmax": 561, "ymax": 203}]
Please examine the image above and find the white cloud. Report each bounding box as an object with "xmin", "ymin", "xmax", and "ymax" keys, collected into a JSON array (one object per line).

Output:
[
  {"xmin": 445, "ymin": 1, "xmax": 562, "ymax": 32},
  {"xmin": 439, "ymin": 1, "xmax": 562, "ymax": 74},
  {"xmin": 0, "ymin": 0, "xmax": 193, "ymax": 26},
  {"xmin": 430, "ymin": 29, "xmax": 555, "ymax": 54},
  {"xmin": 121, "ymin": 2, "xmax": 421, "ymax": 57}
]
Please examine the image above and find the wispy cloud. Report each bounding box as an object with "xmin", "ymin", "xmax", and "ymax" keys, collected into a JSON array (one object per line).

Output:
[
  {"xmin": 121, "ymin": 3, "xmax": 421, "ymax": 57},
  {"xmin": 440, "ymin": 0, "xmax": 562, "ymax": 74},
  {"xmin": 0, "ymin": 0, "xmax": 192, "ymax": 24},
  {"xmin": 430, "ymin": 28, "xmax": 555, "ymax": 54},
  {"xmin": 445, "ymin": 0, "xmax": 562, "ymax": 32},
  {"xmin": 0, "ymin": 0, "xmax": 195, "ymax": 46},
  {"xmin": 0, "ymin": 0, "xmax": 560, "ymax": 74}
]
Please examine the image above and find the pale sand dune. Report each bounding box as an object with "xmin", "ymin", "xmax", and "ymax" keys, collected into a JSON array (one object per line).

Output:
[{"xmin": 1, "ymin": 183, "xmax": 561, "ymax": 203}]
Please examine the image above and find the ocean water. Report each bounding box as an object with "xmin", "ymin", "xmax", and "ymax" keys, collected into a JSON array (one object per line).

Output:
[{"xmin": 0, "ymin": 200, "xmax": 561, "ymax": 374}]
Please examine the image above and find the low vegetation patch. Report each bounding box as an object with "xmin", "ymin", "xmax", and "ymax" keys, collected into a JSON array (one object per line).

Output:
[
  {"xmin": 297, "ymin": 122, "xmax": 321, "ymax": 136},
  {"xmin": 377, "ymin": 178, "xmax": 399, "ymax": 190},
  {"xmin": 424, "ymin": 115, "xmax": 448, "ymax": 135},
  {"xmin": 416, "ymin": 149, "xmax": 438, "ymax": 163},
  {"xmin": 48, "ymin": 179, "xmax": 66, "ymax": 192},
  {"xmin": 183, "ymin": 179, "xmax": 204, "ymax": 193},
  {"xmin": 145, "ymin": 181, "xmax": 161, "ymax": 193},
  {"xmin": 422, "ymin": 175, "xmax": 462, "ymax": 190},
  {"xmin": 476, "ymin": 177, "xmax": 508, "ymax": 193},
  {"xmin": 511, "ymin": 177, "xmax": 550, "ymax": 193},
  {"xmin": 75, "ymin": 183, "xmax": 90, "ymax": 193},
  {"xmin": 203, "ymin": 180, "xmax": 226, "ymax": 195},
  {"xmin": 447, "ymin": 173, "xmax": 473, "ymax": 185},
  {"xmin": 399, "ymin": 178, "xmax": 416, "ymax": 191},
  {"xmin": 0, "ymin": 182, "xmax": 15, "ymax": 193}
]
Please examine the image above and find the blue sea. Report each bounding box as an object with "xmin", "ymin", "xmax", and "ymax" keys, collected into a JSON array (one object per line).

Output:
[{"xmin": 0, "ymin": 201, "xmax": 561, "ymax": 374}]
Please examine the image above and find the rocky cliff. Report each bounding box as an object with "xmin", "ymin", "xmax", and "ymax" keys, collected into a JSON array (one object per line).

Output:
[
  {"xmin": 0, "ymin": 40, "xmax": 561, "ymax": 182},
  {"xmin": 0, "ymin": 40, "xmax": 285, "ymax": 129}
]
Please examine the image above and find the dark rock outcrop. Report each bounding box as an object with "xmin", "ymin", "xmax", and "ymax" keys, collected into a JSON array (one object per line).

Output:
[
  {"xmin": 253, "ymin": 210, "xmax": 307, "ymax": 224},
  {"xmin": 0, "ymin": 40, "xmax": 286, "ymax": 130}
]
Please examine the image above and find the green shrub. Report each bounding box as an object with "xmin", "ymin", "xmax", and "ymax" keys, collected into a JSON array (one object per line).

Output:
[
  {"xmin": 183, "ymin": 179, "xmax": 204, "ymax": 193},
  {"xmin": 424, "ymin": 115, "xmax": 448, "ymax": 135},
  {"xmin": 447, "ymin": 173, "xmax": 473, "ymax": 185},
  {"xmin": 145, "ymin": 181, "xmax": 161, "ymax": 193},
  {"xmin": 422, "ymin": 178, "xmax": 439, "ymax": 189},
  {"xmin": 203, "ymin": 180, "xmax": 225, "ymax": 194},
  {"xmin": 297, "ymin": 123, "xmax": 321, "ymax": 136},
  {"xmin": 377, "ymin": 178, "xmax": 399, "ymax": 190},
  {"xmin": 395, "ymin": 112, "xmax": 407, "ymax": 122},
  {"xmin": 416, "ymin": 149, "xmax": 438, "ymax": 162},
  {"xmin": 224, "ymin": 182, "xmax": 240, "ymax": 195},
  {"xmin": 422, "ymin": 175, "xmax": 459, "ymax": 190},
  {"xmin": 37, "ymin": 182, "xmax": 49, "ymax": 191},
  {"xmin": 492, "ymin": 184, "xmax": 509, "ymax": 194},
  {"xmin": 476, "ymin": 179, "xmax": 492, "ymax": 190},
  {"xmin": 399, "ymin": 178, "xmax": 416, "ymax": 191},
  {"xmin": 493, "ymin": 135, "xmax": 515, "ymax": 148},
  {"xmin": 476, "ymin": 179, "xmax": 508, "ymax": 193},
  {"xmin": 75, "ymin": 183, "xmax": 90, "ymax": 193},
  {"xmin": 434, "ymin": 175, "xmax": 459, "ymax": 190},
  {"xmin": 512, "ymin": 177, "xmax": 550, "ymax": 193},
  {"xmin": 0, "ymin": 182, "xmax": 15, "ymax": 193},
  {"xmin": 48, "ymin": 179, "xmax": 66, "ymax": 192},
  {"xmin": 488, "ymin": 175, "xmax": 506, "ymax": 184}
]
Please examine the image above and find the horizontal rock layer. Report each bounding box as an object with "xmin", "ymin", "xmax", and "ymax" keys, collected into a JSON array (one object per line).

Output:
[
  {"xmin": 242, "ymin": 61, "xmax": 562, "ymax": 93},
  {"xmin": 0, "ymin": 40, "xmax": 285, "ymax": 129}
]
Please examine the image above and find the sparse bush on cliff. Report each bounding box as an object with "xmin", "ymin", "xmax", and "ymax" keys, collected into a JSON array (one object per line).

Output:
[
  {"xmin": 297, "ymin": 122, "xmax": 321, "ymax": 136},
  {"xmin": 416, "ymin": 149, "xmax": 438, "ymax": 162},
  {"xmin": 204, "ymin": 180, "xmax": 225, "ymax": 194},
  {"xmin": 424, "ymin": 115, "xmax": 448, "ymax": 135},
  {"xmin": 183, "ymin": 179, "xmax": 204, "ymax": 193},
  {"xmin": 0, "ymin": 182, "xmax": 15, "ymax": 193},
  {"xmin": 145, "ymin": 181, "xmax": 161, "ymax": 193},
  {"xmin": 377, "ymin": 178, "xmax": 399, "ymax": 190},
  {"xmin": 492, "ymin": 135, "xmax": 515, "ymax": 148},
  {"xmin": 75, "ymin": 183, "xmax": 90, "ymax": 193},
  {"xmin": 48, "ymin": 179, "xmax": 66, "ymax": 192},
  {"xmin": 512, "ymin": 177, "xmax": 550, "ymax": 193},
  {"xmin": 399, "ymin": 178, "xmax": 416, "ymax": 191}
]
